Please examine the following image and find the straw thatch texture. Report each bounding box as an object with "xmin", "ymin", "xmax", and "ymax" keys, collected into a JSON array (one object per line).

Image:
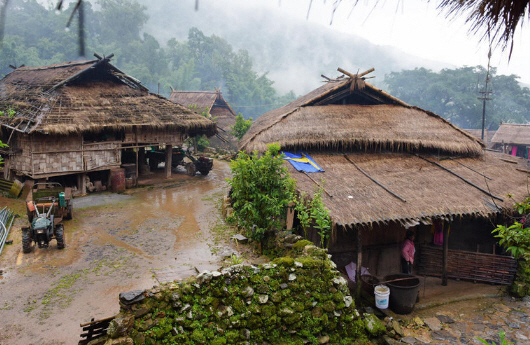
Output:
[
  {"xmin": 0, "ymin": 60, "xmax": 216, "ymax": 137},
  {"xmin": 169, "ymin": 90, "xmax": 237, "ymax": 131},
  {"xmin": 491, "ymin": 123, "xmax": 530, "ymax": 146},
  {"xmin": 289, "ymin": 151, "xmax": 529, "ymax": 228},
  {"xmin": 464, "ymin": 129, "xmax": 495, "ymax": 148},
  {"xmin": 169, "ymin": 91, "xmax": 218, "ymax": 111},
  {"xmin": 241, "ymin": 104, "xmax": 483, "ymax": 156},
  {"xmin": 240, "ymin": 78, "xmax": 482, "ymax": 156}
]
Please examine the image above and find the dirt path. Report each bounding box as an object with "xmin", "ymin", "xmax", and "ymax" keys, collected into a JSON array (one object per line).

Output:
[{"xmin": 0, "ymin": 160, "xmax": 235, "ymax": 345}]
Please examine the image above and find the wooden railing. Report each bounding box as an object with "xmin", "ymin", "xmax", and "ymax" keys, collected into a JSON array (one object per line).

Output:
[{"xmin": 78, "ymin": 315, "xmax": 115, "ymax": 345}]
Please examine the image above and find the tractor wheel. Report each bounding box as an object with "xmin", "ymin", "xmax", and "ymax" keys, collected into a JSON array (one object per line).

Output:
[
  {"xmin": 65, "ymin": 204, "xmax": 73, "ymax": 220},
  {"xmin": 22, "ymin": 229, "xmax": 32, "ymax": 253},
  {"xmin": 199, "ymin": 169, "xmax": 210, "ymax": 176},
  {"xmin": 55, "ymin": 224, "xmax": 65, "ymax": 250},
  {"xmin": 186, "ymin": 162, "xmax": 197, "ymax": 176}
]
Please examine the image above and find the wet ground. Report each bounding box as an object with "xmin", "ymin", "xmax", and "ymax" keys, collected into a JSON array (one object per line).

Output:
[
  {"xmin": 0, "ymin": 160, "xmax": 238, "ymax": 345},
  {"xmin": 377, "ymin": 277, "xmax": 530, "ymax": 344}
]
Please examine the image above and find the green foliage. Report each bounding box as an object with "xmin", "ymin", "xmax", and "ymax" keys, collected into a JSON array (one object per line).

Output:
[
  {"xmin": 227, "ymin": 143, "xmax": 296, "ymax": 242},
  {"xmin": 494, "ymin": 196, "xmax": 530, "ymax": 296},
  {"xmin": 295, "ymin": 189, "xmax": 332, "ymax": 248},
  {"xmin": 230, "ymin": 113, "xmax": 253, "ymax": 140},
  {"xmin": 0, "ymin": 108, "xmax": 15, "ymax": 118},
  {"xmin": 196, "ymin": 135, "xmax": 209, "ymax": 152},
  {"xmin": 493, "ymin": 222, "xmax": 530, "ymax": 259},
  {"xmin": 0, "ymin": 139, "xmax": 6, "ymax": 166},
  {"xmin": 1, "ymin": 0, "xmax": 296, "ymax": 119},
  {"xmin": 385, "ymin": 67, "xmax": 530, "ymax": 129},
  {"xmin": 228, "ymin": 254, "xmax": 244, "ymax": 266},
  {"xmin": 310, "ymin": 189, "xmax": 331, "ymax": 248},
  {"xmin": 493, "ymin": 196, "xmax": 530, "ymax": 259},
  {"xmin": 477, "ymin": 331, "xmax": 513, "ymax": 345}
]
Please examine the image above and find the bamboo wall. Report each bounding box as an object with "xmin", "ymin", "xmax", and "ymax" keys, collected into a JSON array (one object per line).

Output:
[
  {"xmin": 8, "ymin": 133, "xmax": 121, "ymax": 178},
  {"xmin": 124, "ymin": 129, "xmax": 184, "ymax": 145}
]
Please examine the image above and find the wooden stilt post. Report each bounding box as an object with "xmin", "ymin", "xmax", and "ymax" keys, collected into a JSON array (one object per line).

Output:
[
  {"xmin": 138, "ymin": 147, "xmax": 145, "ymax": 177},
  {"xmin": 442, "ymin": 222, "xmax": 449, "ymax": 286},
  {"xmin": 78, "ymin": 173, "xmax": 86, "ymax": 195},
  {"xmin": 356, "ymin": 227, "xmax": 363, "ymax": 299},
  {"xmin": 165, "ymin": 145, "xmax": 173, "ymax": 179}
]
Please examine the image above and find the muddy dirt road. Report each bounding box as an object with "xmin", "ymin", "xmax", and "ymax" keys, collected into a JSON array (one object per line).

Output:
[{"xmin": 0, "ymin": 160, "xmax": 236, "ymax": 345}]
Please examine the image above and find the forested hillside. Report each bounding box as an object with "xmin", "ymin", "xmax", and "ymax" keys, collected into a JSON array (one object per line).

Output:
[
  {"xmin": 1, "ymin": 0, "xmax": 529, "ymax": 127},
  {"xmin": 0, "ymin": 0, "xmax": 295, "ymax": 119},
  {"xmin": 385, "ymin": 67, "xmax": 530, "ymax": 130}
]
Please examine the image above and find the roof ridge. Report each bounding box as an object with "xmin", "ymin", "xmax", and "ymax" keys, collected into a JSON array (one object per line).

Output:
[{"xmin": 17, "ymin": 60, "xmax": 97, "ymax": 71}]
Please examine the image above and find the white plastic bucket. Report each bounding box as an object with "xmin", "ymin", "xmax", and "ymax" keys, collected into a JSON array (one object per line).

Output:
[{"xmin": 374, "ymin": 284, "xmax": 390, "ymax": 309}]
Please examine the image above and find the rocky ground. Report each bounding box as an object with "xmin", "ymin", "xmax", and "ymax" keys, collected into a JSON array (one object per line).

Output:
[{"xmin": 383, "ymin": 295, "xmax": 530, "ymax": 344}]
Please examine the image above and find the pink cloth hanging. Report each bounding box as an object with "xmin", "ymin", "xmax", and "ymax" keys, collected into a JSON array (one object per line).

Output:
[{"xmin": 512, "ymin": 146, "xmax": 518, "ymax": 156}]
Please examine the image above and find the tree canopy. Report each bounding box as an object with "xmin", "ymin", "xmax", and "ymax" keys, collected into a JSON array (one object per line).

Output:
[
  {"xmin": 0, "ymin": 0, "xmax": 296, "ymax": 119},
  {"xmin": 384, "ymin": 67, "xmax": 530, "ymax": 130}
]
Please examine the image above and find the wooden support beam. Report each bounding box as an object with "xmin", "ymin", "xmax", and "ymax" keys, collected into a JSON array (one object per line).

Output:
[
  {"xmin": 355, "ymin": 227, "xmax": 363, "ymax": 299},
  {"xmin": 337, "ymin": 67, "xmax": 374, "ymax": 79},
  {"xmin": 448, "ymin": 158, "xmax": 492, "ymax": 180},
  {"xmin": 416, "ymin": 154, "xmax": 503, "ymax": 202},
  {"xmin": 165, "ymin": 145, "xmax": 173, "ymax": 179},
  {"xmin": 138, "ymin": 148, "xmax": 146, "ymax": 176},
  {"xmin": 302, "ymin": 171, "xmax": 332, "ymax": 198},
  {"xmin": 442, "ymin": 223, "xmax": 449, "ymax": 286}
]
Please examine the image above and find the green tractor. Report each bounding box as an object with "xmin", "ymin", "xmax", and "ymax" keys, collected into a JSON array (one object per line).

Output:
[{"xmin": 22, "ymin": 182, "xmax": 73, "ymax": 253}]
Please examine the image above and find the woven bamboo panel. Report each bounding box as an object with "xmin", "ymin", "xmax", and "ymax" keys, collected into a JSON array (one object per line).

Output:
[{"xmin": 418, "ymin": 245, "xmax": 517, "ymax": 285}]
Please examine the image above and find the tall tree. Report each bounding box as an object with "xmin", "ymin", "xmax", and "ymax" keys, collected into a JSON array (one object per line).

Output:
[{"xmin": 385, "ymin": 67, "xmax": 530, "ymax": 129}]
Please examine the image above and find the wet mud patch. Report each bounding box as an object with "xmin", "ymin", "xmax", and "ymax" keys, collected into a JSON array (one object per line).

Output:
[{"xmin": 0, "ymin": 160, "xmax": 236, "ymax": 344}]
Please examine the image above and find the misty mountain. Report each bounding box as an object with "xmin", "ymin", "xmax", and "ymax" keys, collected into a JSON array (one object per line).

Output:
[{"xmin": 141, "ymin": 0, "xmax": 451, "ymax": 95}]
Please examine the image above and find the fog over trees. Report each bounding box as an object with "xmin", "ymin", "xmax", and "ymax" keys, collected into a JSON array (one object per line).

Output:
[{"xmin": 1, "ymin": 0, "xmax": 529, "ymax": 127}]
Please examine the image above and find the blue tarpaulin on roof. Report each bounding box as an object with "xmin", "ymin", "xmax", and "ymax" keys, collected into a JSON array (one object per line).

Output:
[{"xmin": 282, "ymin": 151, "xmax": 324, "ymax": 173}]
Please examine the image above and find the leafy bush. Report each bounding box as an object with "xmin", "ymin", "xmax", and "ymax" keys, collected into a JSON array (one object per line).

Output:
[
  {"xmin": 493, "ymin": 196, "xmax": 530, "ymax": 259},
  {"xmin": 295, "ymin": 189, "xmax": 332, "ymax": 248},
  {"xmin": 230, "ymin": 113, "xmax": 252, "ymax": 140},
  {"xmin": 227, "ymin": 143, "xmax": 295, "ymax": 243},
  {"xmin": 494, "ymin": 196, "xmax": 530, "ymax": 296},
  {"xmin": 196, "ymin": 135, "xmax": 209, "ymax": 151}
]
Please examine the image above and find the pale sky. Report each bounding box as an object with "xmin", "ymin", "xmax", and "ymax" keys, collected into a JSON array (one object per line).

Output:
[{"xmin": 261, "ymin": 0, "xmax": 530, "ymax": 85}]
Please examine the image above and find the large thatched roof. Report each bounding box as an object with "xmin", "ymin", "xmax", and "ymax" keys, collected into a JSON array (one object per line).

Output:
[
  {"xmin": 0, "ymin": 56, "xmax": 216, "ymax": 137},
  {"xmin": 491, "ymin": 123, "xmax": 530, "ymax": 146},
  {"xmin": 289, "ymin": 150, "xmax": 529, "ymax": 228},
  {"xmin": 169, "ymin": 90, "xmax": 237, "ymax": 131},
  {"xmin": 240, "ymin": 77, "xmax": 483, "ymax": 156},
  {"xmin": 239, "ymin": 70, "xmax": 528, "ymax": 228}
]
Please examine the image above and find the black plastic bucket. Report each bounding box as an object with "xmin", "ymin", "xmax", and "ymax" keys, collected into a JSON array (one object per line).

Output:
[{"xmin": 383, "ymin": 274, "xmax": 420, "ymax": 314}]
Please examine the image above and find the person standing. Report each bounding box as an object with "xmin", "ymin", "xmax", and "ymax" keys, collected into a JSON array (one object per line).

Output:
[{"xmin": 401, "ymin": 230, "xmax": 415, "ymax": 274}]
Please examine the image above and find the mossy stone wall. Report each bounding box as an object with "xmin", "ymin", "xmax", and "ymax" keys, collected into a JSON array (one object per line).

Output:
[{"xmin": 104, "ymin": 242, "xmax": 375, "ymax": 345}]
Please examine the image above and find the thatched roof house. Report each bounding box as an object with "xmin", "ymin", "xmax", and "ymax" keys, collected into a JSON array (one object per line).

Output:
[
  {"xmin": 0, "ymin": 55, "xmax": 216, "ymax": 192},
  {"xmin": 240, "ymin": 70, "xmax": 529, "ymax": 283},
  {"xmin": 464, "ymin": 129, "xmax": 495, "ymax": 149},
  {"xmin": 491, "ymin": 123, "xmax": 530, "ymax": 158},
  {"xmin": 169, "ymin": 90, "xmax": 238, "ymax": 150}
]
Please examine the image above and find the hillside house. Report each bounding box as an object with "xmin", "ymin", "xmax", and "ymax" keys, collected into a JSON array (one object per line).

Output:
[
  {"xmin": 491, "ymin": 123, "xmax": 530, "ymax": 159},
  {"xmin": 240, "ymin": 69, "xmax": 529, "ymax": 286},
  {"xmin": 169, "ymin": 90, "xmax": 238, "ymax": 151},
  {"xmin": 0, "ymin": 55, "xmax": 216, "ymax": 194}
]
